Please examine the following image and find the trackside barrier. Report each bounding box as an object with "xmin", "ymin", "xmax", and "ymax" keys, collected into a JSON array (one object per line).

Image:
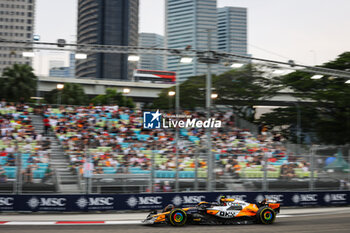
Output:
[{"xmin": 0, "ymin": 191, "xmax": 349, "ymax": 212}]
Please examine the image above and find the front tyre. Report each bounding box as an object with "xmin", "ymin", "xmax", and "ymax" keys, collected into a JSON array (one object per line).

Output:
[
  {"xmin": 168, "ymin": 208, "xmax": 187, "ymax": 226},
  {"xmin": 257, "ymin": 207, "xmax": 276, "ymax": 224}
]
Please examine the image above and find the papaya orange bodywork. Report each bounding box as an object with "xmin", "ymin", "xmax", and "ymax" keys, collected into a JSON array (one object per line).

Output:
[
  {"xmin": 206, "ymin": 210, "xmax": 219, "ymax": 215},
  {"xmin": 154, "ymin": 214, "xmax": 166, "ymax": 223},
  {"xmin": 268, "ymin": 203, "xmax": 280, "ymax": 210},
  {"xmin": 235, "ymin": 204, "xmax": 259, "ymax": 217}
]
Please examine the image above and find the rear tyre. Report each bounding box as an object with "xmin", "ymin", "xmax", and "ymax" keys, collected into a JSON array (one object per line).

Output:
[
  {"xmin": 256, "ymin": 207, "xmax": 276, "ymax": 224},
  {"xmin": 168, "ymin": 208, "xmax": 187, "ymax": 226}
]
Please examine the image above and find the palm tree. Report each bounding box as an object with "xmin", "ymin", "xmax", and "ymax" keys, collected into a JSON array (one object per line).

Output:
[{"xmin": 0, "ymin": 64, "xmax": 37, "ymax": 102}]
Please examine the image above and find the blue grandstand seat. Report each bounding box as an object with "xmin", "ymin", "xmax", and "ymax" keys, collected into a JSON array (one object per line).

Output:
[
  {"xmin": 179, "ymin": 171, "xmax": 195, "ymax": 178},
  {"xmin": 5, "ymin": 171, "xmax": 16, "ymax": 178},
  {"xmin": 180, "ymin": 129, "xmax": 188, "ymax": 136},
  {"xmin": 102, "ymin": 167, "xmax": 116, "ymax": 174},
  {"xmin": 120, "ymin": 114, "xmax": 129, "ymax": 120},
  {"xmin": 33, "ymin": 170, "xmax": 45, "ymax": 179},
  {"xmin": 188, "ymin": 136, "xmax": 200, "ymax": 142},
  {"xmin": 155, "ymin": 170, "xmax": 175, "ymax": 178},
  {"xmin": 131, "ymin": 170, "xmax": 150, "ymax": 174}
]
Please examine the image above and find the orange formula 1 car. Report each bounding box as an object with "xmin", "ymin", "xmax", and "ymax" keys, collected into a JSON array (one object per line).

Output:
[{"xmin": 143, "ymin": 196, "xmax": 280, "ymax": 226}]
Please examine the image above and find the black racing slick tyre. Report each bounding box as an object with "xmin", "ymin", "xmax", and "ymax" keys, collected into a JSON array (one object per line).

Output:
[
  {"xmin": 168, "ymin": 208, "xmax": 187, "ymax": 226},
  {"xmin": 256, "ymin": 206, "xmax": 276, "ymax": 224}
]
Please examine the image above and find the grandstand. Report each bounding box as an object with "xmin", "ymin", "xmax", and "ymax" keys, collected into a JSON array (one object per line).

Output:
[
  {"xmin": 1, "ymin": 101, "xmax": 343, "ymax": 193},
  {"xmin": 38, "ymin": 104, "xmax": 332, "ymax": 193},
  {"xmin": 0, "ymin": 103, "xmax": 57, "ymax": 193}
]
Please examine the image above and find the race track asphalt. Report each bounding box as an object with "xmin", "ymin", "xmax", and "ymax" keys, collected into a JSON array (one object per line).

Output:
[{"xmin": 1, "ymin": 212, "xmax": 350, "ymax": 233}]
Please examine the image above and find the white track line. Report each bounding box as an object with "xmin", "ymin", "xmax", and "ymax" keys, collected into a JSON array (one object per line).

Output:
[
  {"xmin": 4, "ymin": 222, "xmax": 56, "ymax": 225},
  {"xmin": 105, "ymin": 220, "xmax": 142, "ymax": 225}
]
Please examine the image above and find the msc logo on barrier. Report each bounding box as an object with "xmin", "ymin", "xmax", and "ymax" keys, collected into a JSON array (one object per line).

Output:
[
  {"xmin": 127, "ymin": 196, "xmax": 162, "ymax": 207},
  {"xmin": 0, "ymin": 197, "xmax": 13, "ymax": 206},
  {"xmin": 292, "ymin": 194, "xmax": 318, "ymax": 204},
  {"xmin": 255, "ymin": 194, "xmax": 284, "ymax": 203},
  {"xmin": 172, "ymin": 195, "xmax": 206, "ymax": 206},
  {"xmin": 143, "ymin": 110, "xmax": 162, "ymax": 129},
  {"xmin": 27, "ymin": 197, "xmax": 66, "ymax": 209},
  {"xmin": 324, "ymin": 193, "xmax": 347, "ymax": 203},
  {"xmin": 217, "ymin": 194, "xmax": 247, "ymax": 202},
  {"xmin": 76, "ymin": 197, "xmax": 114, "ymax": 209}
]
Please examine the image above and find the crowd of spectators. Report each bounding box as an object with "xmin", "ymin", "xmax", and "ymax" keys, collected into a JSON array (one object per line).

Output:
[
  {"xmin": 43, "ymin": 104, "xmax": 312, "ymax": 180},
  {"xmin": 0, "ymin": 100, "xmax": 52, "ymax": 184}
]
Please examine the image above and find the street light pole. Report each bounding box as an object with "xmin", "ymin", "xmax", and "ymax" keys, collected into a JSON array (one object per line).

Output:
[
  {"xmin": 175, "ymin": 61, "xmax": 180, "ymax": 192},
  {"xmin": 56, "ymin": 84, "xmax": 64, "ymax": 106},
  {"xmin": 348, "ymin": 148, "xmax": 350, "ymax": 190},
  {"xmin": 168, "ymin": 91, "xmax": 175, "ymax": 110},
  {"xmin": 293, "ymin": 102, "xmax": 301, "ymax": 155},
  {"xmin": 309, "ymin": 145, "xmax": 315, "ymax": 191},
  {"xmin": 206, "ymin": 29, "xmax": 213, "ymax": 192}
]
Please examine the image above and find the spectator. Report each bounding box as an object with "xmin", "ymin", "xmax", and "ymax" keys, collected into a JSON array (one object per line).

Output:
[
  {"xmin": 0, "ymin": 148, "xmax": 7, "ymax": 157},
  {"xmin": 154, "ymin": 182, "xmax": 161, "ymax": 192},
  {"xmin": 280, "ymin": 164, "xmax": 289, "ymax": 179},
  {"xmin": 0, "ymin": 165, "xmax": 7, "ymax": 183},
  {"xmin": 163, "ymin": 181, "xmax": 172, "ymax": 192},
  {"xmin": 22, "ymin": 164, "xmax": 37, "ymax": 183},
  {"xmin": 95, "ymin": 166, "xmax": 103, "ymax": 174},
  {"xmin": 6, "ymin": 153, "xmax": 15, "ymax": 166},
  {"xmin": 43, "ymin": 117, "xmax": 50, "ymax": 135},
  {"xmin": 42, "ymin": 165, "xmax": 53, "ymax": 183},
  {"xmin": 27, "ymin": 154, "xmax": 35, "ymax": 163}
]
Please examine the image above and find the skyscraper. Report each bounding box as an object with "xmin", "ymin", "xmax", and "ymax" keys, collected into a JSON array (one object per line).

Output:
[
  {"xmin": 217, "ymin": 7, "xmax": 247, "ymax": 55},
  {"xmin": 49, "ymin": 53, "xmax": 76, "ymax": 78},
  {"xmin": 76, "ymin": 0, "xmax": 139, "ymax": 80},
  {"xmin": 217, "ymin": 7, "xmax": 248, "ymax": 73},
  {"xmin": 139, "ymin": 33, "xmax": 165, "ymax": 71},
  {"xmin": 165, "ymin": 0, "xmax": 218, "ymax": 82},
  {"xmin": 0, "ymin": 0, "xmax": 35, "ymax": 75}
]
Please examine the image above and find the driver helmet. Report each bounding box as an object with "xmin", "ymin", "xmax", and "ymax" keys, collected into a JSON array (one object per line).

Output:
[
  {"xmin": 163, "ymin": 204, "xmax": 175, "ymax": 212},
  {"xmin": 219, "ymin": 195, "xmax": 227, "ymax": 205}
]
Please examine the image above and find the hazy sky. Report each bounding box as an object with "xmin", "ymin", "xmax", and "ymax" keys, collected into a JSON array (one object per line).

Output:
[{"xmin": 35, "ymin": 0, "xmax": 350, "ymax": 68}]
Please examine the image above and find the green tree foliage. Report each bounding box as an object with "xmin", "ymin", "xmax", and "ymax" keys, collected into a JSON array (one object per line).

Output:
[
  {"xmin": 259, "ymin": 52, "xmax": 350, "ymax": 145},
  {"xmin": 215, "ymin": 64, "xmax": 282, "ymax": 120},
  {"xmin": 44, "ymin": 83, "xmax": 88, "ymax": 105},
  {"xmin": 153, "ymin": 64, "xmax": 281, "ymax": 120},
  {"xmin": 91, "ymin": 88, "xmax": 135, "ymax": 108},
  {"xmin": 152, "ymin": 75, "xmax": 206, "ymax": 110},
  {"xmin": 0, "ymin": 64, "xmax": 37, "ymax": 102}
]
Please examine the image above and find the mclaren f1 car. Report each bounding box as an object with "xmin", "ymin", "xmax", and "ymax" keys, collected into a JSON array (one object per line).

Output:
[{"xmin": 143, "ymin": 196, "xmax": 280, "ymax": 226}]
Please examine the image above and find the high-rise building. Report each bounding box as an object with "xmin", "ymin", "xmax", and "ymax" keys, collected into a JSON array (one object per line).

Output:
[
  {"xmin": 49, "ymin": 53, "xmax": 76, "ymax": 78},
  {"xmin": 217, "ymin": 7, "xmax": 247, "ymax": 55},
  {"xmin": 68, "ymin": 52, "xmax": 76, "ymax": 78},
  {"xmin": 139, "ymin": 33, "xmax": 165, "ymax": 71},
  {"xmin": 76, "ymin": 0, "xmax": 139, "ymax": 80},
  {"xmin": 49, "ymin": 60, "xmax": 65, "ymax": 70},
  {"xmin": 165, "ymin": 0, "xmax": 218, "ymax": 82},
  {"xmin": 0, "ymin": 0, "xmax": 35, "ymax": 75},
  {"xmin": 217, "ymin": 7, "xmax": 248, "ymax": 73},
  {"xmin": 49, "ymin": 67, "xmax": 70, "ymax": 77}
]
